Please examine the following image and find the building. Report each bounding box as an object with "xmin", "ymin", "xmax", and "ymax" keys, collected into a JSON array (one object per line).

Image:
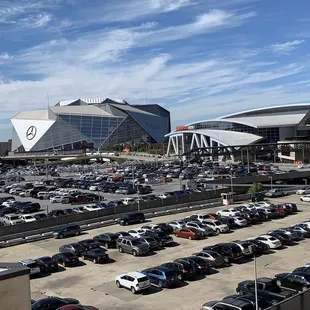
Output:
[
  {"xmin": 11, "ymin": 98, "xmax": 170, "ymax": 153},
  {"xmin": 166, "ymin": 104, "xmax": 310, "ymax": 161},
  {"xmin": 0, "ymin": 262, "xmax": 31, "ymax": 310},
  {"xmin": 0, "ymin": 139, "xmax": 12, "ymax": 156}
]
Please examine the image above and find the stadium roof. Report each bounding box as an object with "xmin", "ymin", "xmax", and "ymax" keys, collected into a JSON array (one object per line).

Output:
[
  {"xmin": 50, "ymin": 105, "xmax": 113, "ymax": 117},
  {"xmin": 12, "ymin": 110, "xmax": 49, "ymax": 120},
  {"xmin": 165, "ymin": 129, "xmax": 263, "ymax": 145}
]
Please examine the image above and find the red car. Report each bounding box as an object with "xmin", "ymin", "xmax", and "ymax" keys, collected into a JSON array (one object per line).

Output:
[{"xmin": 174, "ymin": 228, "xmax": 204, "ymax": 240}]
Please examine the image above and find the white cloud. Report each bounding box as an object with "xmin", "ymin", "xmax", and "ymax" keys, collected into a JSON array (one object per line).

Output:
[
  {"xmin": 19, "ymin": 12, "xmax": 52, "ymax": 28},
  {"xmin": 0, "ymin": 53, "xmax": 10, "ymax": 60},
  {"xmin": 271, "ymin": 40, "xmax": 305, "ymax": 53}
]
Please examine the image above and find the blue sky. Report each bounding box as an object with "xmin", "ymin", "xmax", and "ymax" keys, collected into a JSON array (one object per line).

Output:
[{"xmin": 1, "ymin": 0, "xmax": 310, "ymax": 140}]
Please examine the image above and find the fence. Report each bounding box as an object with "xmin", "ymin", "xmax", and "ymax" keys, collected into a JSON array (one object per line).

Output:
[{"xmin": 268, "ymin": 288, "xmax": 310, "ymax": 310}]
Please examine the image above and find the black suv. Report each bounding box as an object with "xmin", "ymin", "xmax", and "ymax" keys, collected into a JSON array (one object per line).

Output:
[
  {"xmin": 142, "ymin": 230, "xmax": 174, "ymax": 246},
  {"xmin": 52, "ymin": 225, "xmax": 81, "ymax": 239},
  {"xmin": 93, "ymin": 233, "xmax": 119, "ymax": 248},
  {"xmin": 19, "ymin": 203, "xmax": 40, "ymax": 214},
  {"xmin": 118, "ymin": 212, "xmax": 145, "ymax": 226},
  {"xmin": 203, "ymin": 243, "xmax": 243, "ymax": 263}
]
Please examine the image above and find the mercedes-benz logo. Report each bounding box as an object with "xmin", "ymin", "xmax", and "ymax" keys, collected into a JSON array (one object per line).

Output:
[{"xmin": 26, "ymin": 126, "xmax": 37, "ymax": 140}]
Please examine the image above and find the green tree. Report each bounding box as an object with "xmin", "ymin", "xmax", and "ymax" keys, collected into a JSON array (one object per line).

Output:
[{"xmin": 248, "ymin": 182, "xmax": 264, "ymax": 194}]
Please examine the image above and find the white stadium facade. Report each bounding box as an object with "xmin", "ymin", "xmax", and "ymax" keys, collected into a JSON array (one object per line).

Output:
[
  {"xmin": 166, "ymin": 104, "xmax": 310, "ymax": 160},
  {"xmin": 11, "ymin": 98, "xmax": 170, "ymax": 153}
]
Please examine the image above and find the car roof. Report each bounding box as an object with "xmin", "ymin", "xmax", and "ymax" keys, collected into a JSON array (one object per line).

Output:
[
  {"xmin": 220, "ymin": 297, "xmax": 253, "ymax": 307},
  {"xmin": 126, "ymin": 271, "xmax": 147, "ymax": 278},
  {"xmin": 20, "ymin": 259, "xmax": 36, "ymax": 264},
  {"xmin": 118, "ymin": 236, "xmax": 136, "ymax": 240}
]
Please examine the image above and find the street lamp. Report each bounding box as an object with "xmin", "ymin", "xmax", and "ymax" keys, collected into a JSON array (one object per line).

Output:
[{"xmin": 254, "ymin": 255, "xmax": 259, "ymax": 310}]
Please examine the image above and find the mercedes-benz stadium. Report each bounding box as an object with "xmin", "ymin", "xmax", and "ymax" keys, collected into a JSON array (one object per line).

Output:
[
  {"xmin": 166, "ymin": 104, "xmax": 310, "ymax": 156},
  {"xmin": 11, "ymin": 98, "xmax": 170, "ymax": 153}
]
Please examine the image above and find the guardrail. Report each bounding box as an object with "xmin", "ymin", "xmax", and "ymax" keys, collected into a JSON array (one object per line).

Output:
[{"xmin": 0, "ymin": 198, "xmax": 223, "ymax": 247}]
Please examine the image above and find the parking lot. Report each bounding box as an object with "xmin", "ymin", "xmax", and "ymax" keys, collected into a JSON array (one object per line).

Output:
[{"xmin": 0, "ymin": 194, "xmax": 310, "ymax": 309}]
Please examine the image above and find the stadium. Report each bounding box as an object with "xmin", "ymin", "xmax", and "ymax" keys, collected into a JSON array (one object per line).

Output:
[
  {"xmin": 11, "ymin": 98, "xmax": 170, "ymax": 153},
  {"xmin": 166, "ymin": 104, "xmax": 310, "ymax": 160}
]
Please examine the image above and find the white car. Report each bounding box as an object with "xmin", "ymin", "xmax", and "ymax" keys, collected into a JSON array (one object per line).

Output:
[
  {"xmin": 216, "ymin": 209, "xmax": 240, "ymax": 217},
  {"xmin": 72, "ymin": 206, "xmax": 88, "ymax": 213},
  {"xmin": 89, "ymin": 185, "xmax": 99, "ymax": 191},
  {"xmin": 157, "ymin": 193, "xmax": 171, "ymax": 199},
  {"xmin": 50, "ymin": 196, "xmax": 65, "ymax": 203},
  {"xmin": 19, "ymin": 215, "xmax": 36, "ymax": 223},
  {"xmin": 300, "ymin": 195, "xmax": 310, "ymax": 202},
  {"xmin": 9, "ymin": 188, "xmax": 24, "ymax": 195},
  {"xmin": 2, "ymin": 200, "xmax": 15, "ymax": 207},
  {"xmin": 83, "ymin": 204, "xmax": 101, "ymax": 211},
  {"xmin": 127, "ymin": 229, "xmax": 145, "ymax": 238},
  {"xmin": 19, "ymin": 189, "xmax": 32, "ymax": 197},
  {"xmin": 255, "ymin": 235, "xmax": 282, "ymax": 249},
  {"xmin": 296, "ymin": 187, "xmax": 310, "ymax": 195},
  {"xmin": 254, "ymin": 201, "xmax": 272, "ymax": 208},
  {"xmin": 115, "ymin": 271, "xmax": 151, "ymax": 294},
  {"xmin": 3, "ymin": 214, "xmax": 23, "ymax": 225},
  {"xmin": 140, "ymin": 224, "xmax": 161, "ymax": 231},
  {"xmin": 168, "ymin": 220, "xmax": 186, "ymax": 231},
  {"xmin": 202, "ymin": 219, "xmax": 230, "ymax": 233}
]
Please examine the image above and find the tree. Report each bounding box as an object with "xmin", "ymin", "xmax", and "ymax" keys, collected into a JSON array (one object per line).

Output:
[{"xmin": 248, "ymin": 182, "xmax": 264, "ymax": 194}]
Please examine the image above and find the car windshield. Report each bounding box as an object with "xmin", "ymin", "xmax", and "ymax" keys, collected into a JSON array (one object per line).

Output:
[
  {"xmin": 72, "ymin": 243, "xmax": 84, "ymax": 249},
  {"xmin": 214, "ymin": 221, "xmax": 222, "ymax": 225},
  {"xmin": 131, "ymin": 239, "xmax": 143, "ymax": 245},
  {"xmin": 91, "ymin": 249, "xmax": 106, "ymax": 255},
  {"xmin": 137, "ymin": 276, "xmax": 149, "ymax": 282},
  {"xmin": 269, "ymin": 237, "xmax": 277, "ymax": 241},
  {"xmin": 10, "ymin": 216, "xmax": 19, "ymax": 220}
]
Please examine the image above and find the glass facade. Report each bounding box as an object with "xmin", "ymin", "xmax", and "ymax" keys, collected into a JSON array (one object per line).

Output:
[
  {"xmin": 58, "ymin": 114, "xmax": 123, "ymax": 148},
  {"xmin": 194, "ymin": 121, "xmax": 280, "ymax": 143}
]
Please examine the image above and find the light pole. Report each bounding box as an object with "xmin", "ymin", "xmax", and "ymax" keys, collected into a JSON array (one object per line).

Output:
[
  {"xmin": 254, "ymin": 255, "xmax": 259, "ymax": 310},
  {"xmin": 269, "ymin": 176, "xmax": 273, "ymax": 189},
  {"xmin": 246, "ymin": 147, "xmax": 250, "ymax": 173},
  {"xmin": 303, "ymin": 178, "xmax": 308, "ymax": 186},
  {"xmin": 230, "ymin": 171, "xmax": 233, "ymax": 197}
]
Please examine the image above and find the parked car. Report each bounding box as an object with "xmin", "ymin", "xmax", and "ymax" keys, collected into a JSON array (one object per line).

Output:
[
  {"xmin": 265, "ymin": 188, "xmax": 287, "ymax": 198},
  {"xmin": 185, "ymin": 221, "xmax": 215, "ymax": 236},
  {"xmin": 59, "ymin": 243, "xmax": 86, "ymax": 257},
  {"xmin": 157, "ymin": 222, "xmax": 174, "ymax": 234},
  {"xmin": 255, "ymin": 235, "xmax": 282, "ymax": 249},
  {"xmin": 117, "ymin": 212, "xmax": 145, "ymax": 226},
  {"xmin": 127, "ymin": 229, "xmax": 146, "ymax": 238},
  {"xmin": 192, "ymin": 250, "xmax": 226, "ymax": 268},
  {"xmin": 275, "ymin": 272, "xmax": 310, "ymax": 291},
  {"xmin": 78, "ymin": 239, "xmax": 101, "ymax": 251},
  {"xmin": 35, "ymin": 256, "xmax": 58, "ymax": 273},
  {"xmin": 142, "ymin": 230, "xmax": 174, "ymax": 246},
  {"xmin": 19, "ymin": 259, "xmax": 41, "ymax": 276},
  {"xmin": 203, "ymin": 243, "xmax": 243, "ymax": 263},
  {"xmin": 201, "ymin": 298, "xmax": 259, "ymax": 310},
  {"xmin": 174, "ymin": 227, "xmax": 205, "ymax": 240},
  {"xmin": 168, "ymin": 220, "xmax": 186, "ymax": 231},
  {"xmin": 141, "ymin": 266, "xmax": 178, "ymax": 288},
  {"xmin": 116, "ymin": 236, "xmax": 149, "ymax": 256},
  {"xmin": 202, "ymin": 219, "xmax": 230, "ymax": 233},
  {"xmin": 34, "ymin": 213, "xmax": 48, "ymax": 220},
  {"xmin": 3, "ymin": 213, "xmax": 23, "ymax": 225},
  {"xmin": 230, "ymin": 240, "xmax": 255, "ymax": 256},
  {"xmin": 52, "ymin": 252, "xmax": 79, "ymax": 267},
  {"xmin": 231, "ymin": 216, "xmax": 248, "ymax": 227},
  {"xmin": 139, "ymin": 236, "xmax": 160, "ymax": 250},
  {"xmin": 246, "ymin": 239, "xmax": 269, "ymax": 255},
  {"xmin": 19, "ymin": 214, "xmax": 36, "ymax": 223},
  {"xmin": 82, "ymin": 248, "xmax": 109, "ymax": 263},
  {"xmin": 223, "ymin": 294, "xmax": 273, "ymax": 310},
  {"xmin": 72, "ymin": 206, "xmax": 87, "ymax": 213},
  {"xmin": 83, "ymin": 204, "xmax": 101, "ymax": 212},
  {"xmin": 181, "ymin": 256, "xmax": 212, "ymax": 274},
  {"xmin": 52, "ymin": 225, "xmax": 81, "ymax": 239},
  {"xmin": 93, "ymin": 233, "xmax": 119, "ymax": 248},
  {"xmin": 31, "ymin": 297, "xmax": 79, "ymax": 310},
  {"xmin": 115, "ymin": 271, "xmax": 151, "ymax": 294},
  {"xmin": 296, "ymin": 187, "xmax": 310, "ymax": 195},
  {"xmin": 216, "ymin": 208, "xmax": 240, "ymax": 217},
  {"xmin": 162, "ymin": 260, "xmax": 196, "ymax": 281}
]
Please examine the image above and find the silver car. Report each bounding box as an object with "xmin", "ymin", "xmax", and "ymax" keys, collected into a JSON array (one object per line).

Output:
[
  {"xmin": 185, "ymin": 221, "xmax": 215, "ymax": 236},
  {"xmin": 116, "ymin": 237, "xmax": 149, "ymax": 256}
]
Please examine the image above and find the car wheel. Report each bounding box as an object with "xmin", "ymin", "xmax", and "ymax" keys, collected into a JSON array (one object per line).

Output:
[
  {"xmin": 157, "ymin": 280, "xmax": 163, "ymax": 288},
  {"xmin": 59, "ymin": 234, "xmax": 64, "ymax": 239},
  {"xmin": 75, "ymin": 231, "xmax": 80, "ymax": 236},
  {"xmin": 125, "ymin": 222, "xmax": 129, "ymax": 226},
  {"xmin": 116, "ymin": 280, "xmax": 121, "ymax": 288},
  {"xmin": 188, "ymin": 235, "xmax": 192, "ymax": 240},
  {"xmin": 276, "ymin": 280, "xmax": 281, "ymax": 286},
  {"xmin": 118, "ymin": 247, "xmax": 123, "ymax": 253},
  {"xmin": 131, "ymin": 286, "xmax": 136, "ymax": 294},
  {"xmin": 132, "ymin": 250, "xmax": 137, "ymax": 256},
  {"xmin": 216, "ymin": 229, "xmax": 220, "ymax": 234}
]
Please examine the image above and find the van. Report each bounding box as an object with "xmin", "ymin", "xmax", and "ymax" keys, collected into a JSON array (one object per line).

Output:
[{"xmin": 118, "ymin": 212, "xmax": 145, "ymax": 226}]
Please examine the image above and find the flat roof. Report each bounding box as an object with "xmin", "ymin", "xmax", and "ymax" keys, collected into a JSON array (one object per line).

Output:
[
  {"xmin": 50, "ymin": 105, "xmax": 113, "ymax": 117},
  {"xmin": 0, "ymin": 263, "xmax": 30, "ymax": 280},
  {"xmin": 12, "ymin": 110, "xmax": 49, "ymax": 120}
]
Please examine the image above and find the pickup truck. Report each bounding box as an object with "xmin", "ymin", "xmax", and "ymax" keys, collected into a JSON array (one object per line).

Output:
[
  {"xmin": 265, "ymin": 188, "xmax": 288, "ymax": 198},
  {"xmin": 236, "ymin": 277, "xmax": 297, "ymax": 303}
]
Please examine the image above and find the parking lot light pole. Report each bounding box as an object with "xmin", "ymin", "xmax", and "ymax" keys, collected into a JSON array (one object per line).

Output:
[
  {"xmin": 304, "ymin": 178, "xmax": 308, "ymax": 186},
  {"xmin": 269, "ymin": 176, "xmax": 273, "ymax": 189},
  {"xmin": 254, "ymin": 255, "xmax": 259, "ymax": 310}
]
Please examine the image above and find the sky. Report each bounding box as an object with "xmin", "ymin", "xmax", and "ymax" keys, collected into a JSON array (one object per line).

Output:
[{"xmin": 1, "ymin": 0, "xmax": 310, "ymax": 140}]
